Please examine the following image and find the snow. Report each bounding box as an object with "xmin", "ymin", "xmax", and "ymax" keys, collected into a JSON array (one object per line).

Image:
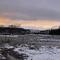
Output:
[
  {"xmin": 14, "ymin": 46, "xmax": 60, "ymax": 60},
  {"xmin": 4, "ymin": 43, "xmax": 14, "ymax": 49},
  {"xmin": 31, "ymin": 51, "xmax": 60, "ymax": 60},
  {"xmin": 27, "ymin": 47, "xmax": 60, "ymax": 60}
]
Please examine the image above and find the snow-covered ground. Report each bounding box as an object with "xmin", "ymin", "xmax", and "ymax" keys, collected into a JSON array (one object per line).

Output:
[{"xmin": 14, "ymin": 46, "xmax": 60, "ymax": 60}]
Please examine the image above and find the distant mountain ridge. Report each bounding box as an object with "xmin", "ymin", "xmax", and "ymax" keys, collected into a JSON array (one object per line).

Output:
[
  {"xmin": 0, "ymin": 25, "xmax": 60, "ymax": 35},
  {"xmin": 0, "ymin": 26, "xmax": 30, "ymax": 35},
  {"xmin": 40, "ymin": 27, "xmax": 60, "ymax": 35}
]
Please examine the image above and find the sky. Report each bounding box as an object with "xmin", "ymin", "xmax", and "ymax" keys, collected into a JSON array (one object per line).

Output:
[{"xmin": 0, "ymin": 0, "xmax": 60, "ymax": 29}]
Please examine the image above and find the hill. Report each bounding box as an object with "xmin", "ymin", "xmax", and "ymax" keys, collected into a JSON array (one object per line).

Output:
[{"xmin": 0, "ymin": 26, "xmax": 30, "ymax": 35}]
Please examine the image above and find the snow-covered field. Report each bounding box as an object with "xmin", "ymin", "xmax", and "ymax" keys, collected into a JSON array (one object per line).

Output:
[
  {"xmin": 13, "ymin": 46, "xmax": 60, "ymax": 60},
  {"xmin": 0, "ymin": 34, "xmax": 60, "ymax": 60},
  {"xmin": 0, "ymin": 34, "xmax": 60, "ymax": 46}
]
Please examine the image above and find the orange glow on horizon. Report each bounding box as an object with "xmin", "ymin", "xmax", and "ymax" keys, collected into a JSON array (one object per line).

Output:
[{"xmin": 0, "ymin": 17, "xmax": 60, "ymax": 29}]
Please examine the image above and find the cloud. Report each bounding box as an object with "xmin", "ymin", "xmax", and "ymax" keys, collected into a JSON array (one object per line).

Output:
[
  {"xmin": 0, "ymin": 0, "xmax": 60, "ymax": 20},
  {"xmin": 1, "ymin": 8, "xmax": 60, "ymax": 20}
]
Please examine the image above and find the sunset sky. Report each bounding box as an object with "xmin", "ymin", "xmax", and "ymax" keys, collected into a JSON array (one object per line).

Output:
[{"xmin": 0, "ymin": 0, "xmax": 60, "ymax": 30}]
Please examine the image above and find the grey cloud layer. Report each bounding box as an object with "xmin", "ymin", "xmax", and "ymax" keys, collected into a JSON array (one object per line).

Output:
[{"xmin": 0, "ymin": 0, "xmax": 60, "ymax": 20}]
